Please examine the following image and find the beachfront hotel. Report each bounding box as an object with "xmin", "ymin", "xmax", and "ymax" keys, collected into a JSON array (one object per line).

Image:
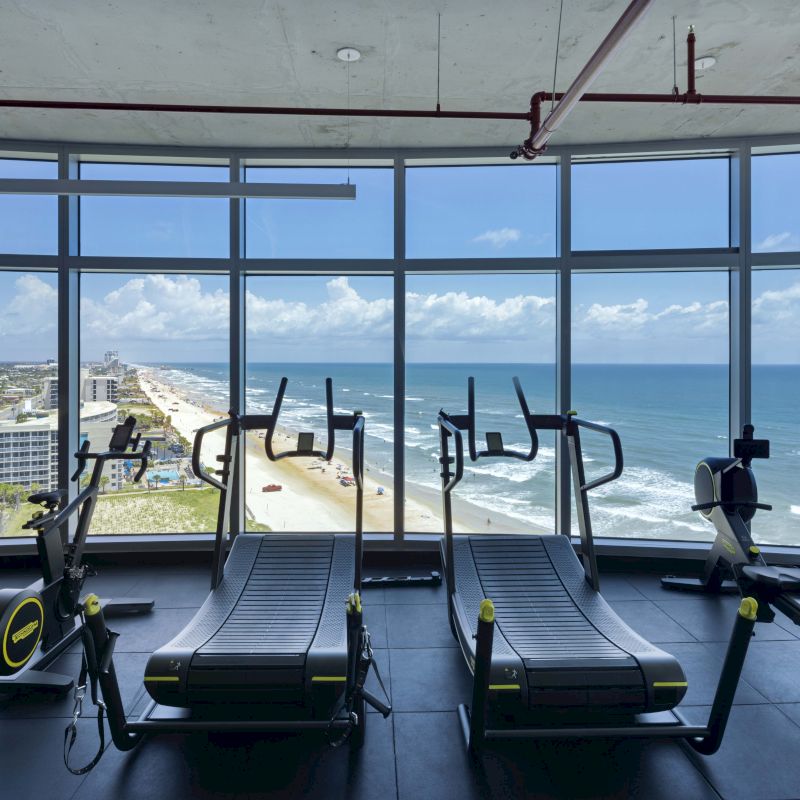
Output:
[
  {"xmin": 1, "ymin": 3, "xmax": 800, "ymax": 799},
  {"xmin": 0, "ymin": 401, "xmax": 120, "ymax": 491}
]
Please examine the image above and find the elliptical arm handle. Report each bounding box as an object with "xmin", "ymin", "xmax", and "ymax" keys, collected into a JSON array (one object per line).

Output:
[
  {"xmin": 573, "ymin": 417, "xmax": 624, "ymax": 491},
  {"xmin": 438, "ymin": 413, "xmax": 465, "ymax": 493},
  {"xmin": 192, "ymin": 415, "xmax": 235, "ymax": 491}
]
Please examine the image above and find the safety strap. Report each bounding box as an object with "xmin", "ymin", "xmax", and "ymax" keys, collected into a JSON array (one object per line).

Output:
[
  {"xmin": 327, "ymin": 626, "xmax": 392, "ymax": 747},
  {"xmin": 63, "ymin": 617, "xmax": 107, "ymax": 775}
]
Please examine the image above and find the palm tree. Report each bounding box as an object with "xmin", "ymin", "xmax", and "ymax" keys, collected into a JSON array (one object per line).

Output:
[{"xmin": 100, "ymin": 476, "xmax": 110, "ymax": 494}]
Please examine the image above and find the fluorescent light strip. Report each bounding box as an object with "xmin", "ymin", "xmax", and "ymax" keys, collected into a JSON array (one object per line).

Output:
[{"xmin": 0, "ymin": 179, "xmax": 356, "ymax": 199}]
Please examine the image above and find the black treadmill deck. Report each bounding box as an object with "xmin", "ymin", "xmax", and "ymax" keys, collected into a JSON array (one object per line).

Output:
[
  {"xmin": 451, "ymin": 535, "xmax": 687, "ymax": 713},
  {"xmin": 145, "ymin": 534, "xmax": 354, "ymax": 707}
]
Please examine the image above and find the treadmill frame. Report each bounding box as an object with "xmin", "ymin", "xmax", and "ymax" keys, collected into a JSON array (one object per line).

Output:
[
  {"xmin": 437, "ymin": 376, "xmax": 788, "ymax": 757},
  {"xmin": 78, "ymin": 377, "xmax": 388, "ymax": 751}
]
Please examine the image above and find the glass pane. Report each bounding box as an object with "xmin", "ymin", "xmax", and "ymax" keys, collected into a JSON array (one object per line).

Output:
[
  {"xmin": 572, "ymin": 158, "xmax": 730, "ymax": 250},
  {"xmin": 0, "ymin": 272, "xmax": 58, "ymax": 537},
  {"xmin": 406, "ymin": 273, "xmax": 557, "ymax": 533},
  {"xmin": 572, "ymin": 271, "xmax": 729, "ymax": 540},
  {"xmin": 245, "ymin": 276, "xmax": 393, "ymax": 532},
  {"xmin": 79, "ymin": 272, "xmax": 229, "ymax": 534},
  {"xmin": 751, "ymin": 269, "xmax": 800, "ymax": 546},
  {"xmin": 79, "ymin": 162, "xmax": 229, "ymax": 257},
  {"xmin": 245, "ymin": 167, "xmax": 392, "ymax": 258},
  {"xmin": 0, "ymin": 158, "xmax": 58, "ymax": 254},
  {"xmin": 752, "ymin": 154, "xmax": 800, "ymax": 252},
  {"xmin": 406, "ymin": 165, "xmax": 557, "ymax": 258}
]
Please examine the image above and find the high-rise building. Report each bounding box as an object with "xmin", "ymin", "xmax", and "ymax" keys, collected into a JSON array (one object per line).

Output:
[
  {"xmin": 0, "ymin": 401, "xmax": 120, "ymax": 491},
  {"xmin": 83, "ymin": 376, "xmax": 119, "ymax": 403}
]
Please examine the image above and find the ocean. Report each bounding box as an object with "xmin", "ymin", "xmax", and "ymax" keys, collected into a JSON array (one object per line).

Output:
[{"xmin": 148, "ymin": 362, "xmax": 800, "ymax": 547}]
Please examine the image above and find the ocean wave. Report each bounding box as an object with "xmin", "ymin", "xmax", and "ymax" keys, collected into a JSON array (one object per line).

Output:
[
  {"xmin": 792, "ymin": 505, "xmax": 800, "ymax": 516},
  {"xmin": 464, "ymin": 460, "xmax": 550, "ymax": 483},
  {"xmin": 407, "ymin": 397, "xmax": 424, "ymax": 402}
]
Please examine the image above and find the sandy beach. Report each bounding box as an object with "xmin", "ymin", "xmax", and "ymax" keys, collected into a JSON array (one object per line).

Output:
[{"xmin": 138, "ymin": 369, "xmax": 532, "ymax": 536}]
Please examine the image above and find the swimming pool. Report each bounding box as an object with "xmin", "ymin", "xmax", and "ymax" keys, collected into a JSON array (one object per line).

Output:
[{"xmin": 146, "ymin": 469, "xmax": 181, "ymax": 482}]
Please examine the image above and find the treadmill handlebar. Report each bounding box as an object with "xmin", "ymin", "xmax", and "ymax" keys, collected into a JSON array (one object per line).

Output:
[
  {"xmin": 264, "ymin": 378, "xmax": 364, "ymax": 470},
  {"xmin": 192, "ymin": 415, "xmax": 237, "ymax": 492},
  {"xmin": 438, "ymin": 413, "xmax": 465, "ymax": 493},
  {"xmin": 571, "ymin": 417, "xmax": 624, "ymax": 492}
]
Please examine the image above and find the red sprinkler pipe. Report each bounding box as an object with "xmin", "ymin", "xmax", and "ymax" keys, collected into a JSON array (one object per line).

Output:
[
  {"xmin": 512, "ymin": 27, "xmax": 800, "ymax": 160},
  {"xmin": 687, "ymin": 25, "xmax": 697, "ymax": 98}
]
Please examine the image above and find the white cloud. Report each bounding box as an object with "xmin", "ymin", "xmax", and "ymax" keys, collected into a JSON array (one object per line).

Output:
[
  {"xmin": 576, "ymin": 297, "xmax": 729, "ymax": 340},
  {"xmin": 756, "ymin": 231, "xmax": 800, "ymax": 251},
  {"xmin": 81, "ymin": 274, "xmax": 229, "ymax": 343},
  {"xmin": 753, "ymin": 280, "xmax": 800, "ymax": 324},
  {"xmin": 471, "ymin": 227, "xmax": 521, "ymax": 248},
  {"xmin": 0, "ymin": 274, "xmax": 58, "ymax": 336}
]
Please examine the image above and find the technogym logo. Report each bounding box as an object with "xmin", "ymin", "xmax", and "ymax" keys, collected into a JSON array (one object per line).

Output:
[{"xmin": 12, "ymin": 620, "xmax": 39, "ymax": 644}]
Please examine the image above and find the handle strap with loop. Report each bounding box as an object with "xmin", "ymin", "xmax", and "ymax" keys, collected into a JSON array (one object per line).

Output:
[
  {"xmin": 327, "ymin": 626, "xmax": 392, "ymax": 747},
  {"xmin": 63, "ymin": 613, "xmax": 108, "ymax": 775}
]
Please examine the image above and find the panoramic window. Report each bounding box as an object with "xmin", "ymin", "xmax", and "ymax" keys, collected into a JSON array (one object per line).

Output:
[
  {"xmin": 245, "ymin": 275, "xmax": 393, "ymax": 532},
  {"xmin": 751, "ymin": 268, "xmax": 800, "ymax": 546},
  {"xmin": 406, "ymin": 164, "xmax": 557, "ymax": 259},
  {"xmin": 0, "ymin": 271, "xmax": 59, "ymax": 538},
  {"xmin": 0, "ymin": 157, "xmax": 58, "ymax": 254},
  {"xmin": 752, "ymin": 154, "xmax": 800, "ymax": 253},
  {"xmin": 79, "ymin": 272, "xmax": 229, "ymax": 534},
  {"xmin": 572, "ymin": 158, "xmax": 730, "ymax": 250},
  {"xmin": 571, "ymin": 271, "xmax": 729, "ymax": 541},
  {"xmin": 405, "ymin": 273, "xmax": 557, "ymax": 534},
  {"xmin": 79, "ymin": 162, "xmax": 229, "ymax": 257},
  {"xmin": 244, "ymin": 167, "xmax": 393, "ymax": 259}
]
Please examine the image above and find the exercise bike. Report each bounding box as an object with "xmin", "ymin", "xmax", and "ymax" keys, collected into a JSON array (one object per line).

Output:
[
  {"xmin": 0, "ymin": 416, "xmax": 154, "ymax": 697},
  {"xmin": 662, "ymin": 424, "xmax": 800, "ymax": 623}
]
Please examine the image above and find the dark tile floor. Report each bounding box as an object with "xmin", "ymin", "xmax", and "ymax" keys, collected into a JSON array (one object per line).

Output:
[{"xmin": 2, "ymin": 562, "xmax": 800, "ymax": 800}]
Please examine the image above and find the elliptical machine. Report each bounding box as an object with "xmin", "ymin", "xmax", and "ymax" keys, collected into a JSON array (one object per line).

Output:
[
  {"xmin": 662, "ymin": 425, "xmax": 800, "ymax": 624},
  {"xmin": 0, "ymin": 416, "xmax": 154, "ymax": 697}
]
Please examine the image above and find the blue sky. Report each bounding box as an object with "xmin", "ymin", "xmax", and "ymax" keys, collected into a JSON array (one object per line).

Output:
[{"xmin": 0, "ymin": 157, "xmax": 799, "ymax": 364}]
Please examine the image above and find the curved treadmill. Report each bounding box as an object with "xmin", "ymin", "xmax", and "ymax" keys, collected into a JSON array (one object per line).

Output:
[
  {"xmin": 144, "ymin": 378, "xmax": 364, "ymax": 712},
  {"xmin": 437, "ymin": 377, "xmax": 754, "ymax": 756}
]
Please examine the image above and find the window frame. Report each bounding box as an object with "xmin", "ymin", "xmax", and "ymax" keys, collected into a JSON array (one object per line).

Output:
[{"xmin": 0, "ymin": 137, "xmax": 797, "ymax": 560}]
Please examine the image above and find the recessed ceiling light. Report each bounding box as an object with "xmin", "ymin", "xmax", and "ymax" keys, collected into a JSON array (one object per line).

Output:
[
  {"xmin": 337, "ymin": 47, "xmax": 361, "ymax": 63},
  {"xmin": 695, "ymin": 55, "xmax": 716, "ymax": 70}
]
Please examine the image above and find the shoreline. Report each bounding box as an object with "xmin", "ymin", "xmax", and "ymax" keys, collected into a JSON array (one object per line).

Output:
[{"xmin": 138, "ymin": 368, "xmax": 537, "ymax": 536}]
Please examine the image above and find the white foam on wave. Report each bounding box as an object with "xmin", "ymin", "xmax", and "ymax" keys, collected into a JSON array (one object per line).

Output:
[
  {"xmin": 792, "ymin": 505, "xmax": 800, "ymax": 516},
  {"xmin": 407, "ymin": 397, "xmax": 424, "ymax": 402},
  {"xmin": 465, "ymin": 459, "xmax": 549, "ymax": 483}
]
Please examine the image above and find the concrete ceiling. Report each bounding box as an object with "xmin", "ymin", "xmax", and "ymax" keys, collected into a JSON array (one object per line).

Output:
[{"xmin": 0, "ymin": 0, "xmax": 799, "ymax": 151}]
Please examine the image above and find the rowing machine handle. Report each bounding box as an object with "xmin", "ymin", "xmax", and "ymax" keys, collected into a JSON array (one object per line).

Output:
[{"xmin": 130, "ymin": 431, "xmax": 141, "ymax": 452}]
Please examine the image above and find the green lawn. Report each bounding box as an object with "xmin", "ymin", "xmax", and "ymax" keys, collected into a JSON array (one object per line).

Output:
[
  {"xmin": 0, "ymin": 502, "xmax": 38, "ymax": 538},
  {"xmin": 90, "ymin": 486, "xmax": 270, "ymax": 534},
  {"xmin": 2, "ymin": 486, "xmax": 270, "ymax": 537}
]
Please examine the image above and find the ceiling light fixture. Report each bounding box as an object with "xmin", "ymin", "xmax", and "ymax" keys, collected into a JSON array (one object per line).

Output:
[
  {"xmin": 695, "ymin": 55, "xmax": 716, "ymax": 70},
  {"xmin": 337, "ymin": 47, "xmax": 361, "ymax": 63}
]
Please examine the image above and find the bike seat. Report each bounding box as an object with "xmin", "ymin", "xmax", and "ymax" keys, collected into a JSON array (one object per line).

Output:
[
  {"xmin": 28, "ymin": 489, "xmax": 66, "ymax": 508},
  {"xmin": 741, "ymin": 565, "xmax": 800, "ymax": 592}
]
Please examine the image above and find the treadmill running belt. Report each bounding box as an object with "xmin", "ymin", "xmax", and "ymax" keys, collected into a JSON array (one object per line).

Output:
[
  {"xmin": 469, "ymin": 537, "xmax": 634, "ymax": 664},
  {"xmin": 198, "ymin": 536, "xmax": 334, "ymax": 657}
]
